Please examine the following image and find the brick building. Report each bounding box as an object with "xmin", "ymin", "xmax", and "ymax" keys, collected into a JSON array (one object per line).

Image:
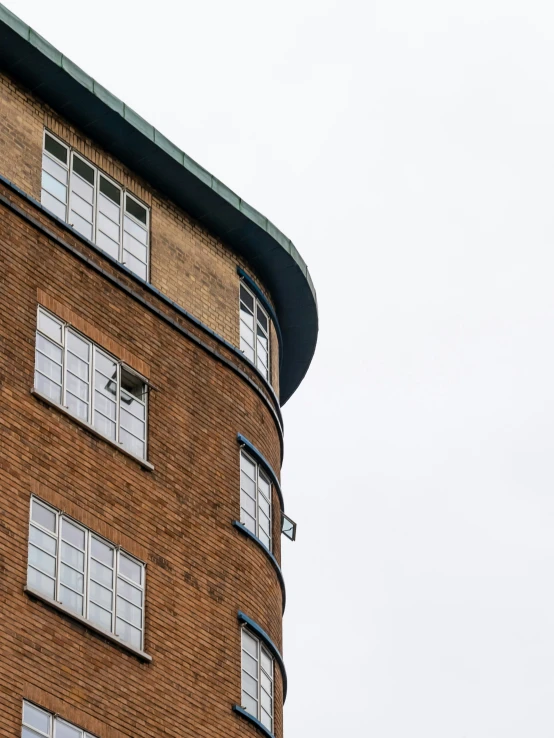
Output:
[{"xmin": 0, "ymin": 5, "xmax": 318, "ymax": 738}]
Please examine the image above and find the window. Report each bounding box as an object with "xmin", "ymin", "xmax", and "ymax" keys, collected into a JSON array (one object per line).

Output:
[
  {"xmin": 239, "ymin": 283, "xmax": 270, "ymax": 380},
  {"xmin": 41, "ymin": 131, "xmax": 150, "ymax": 280},
  {"xmin": 241, "ymin": 628, "xmax": 274, "ymax": 733},
  {"xmin": 27, "ymin": 497, "xmax": 145, "ymax": 650},
  {"xmin": 22, "ymin": 701, "xmax": 96, "ymax": 738},
  {"xmin": 240, "ymin": 450, "xmax": 272, "ymax": 551},
  {"xmin": 34, "ymin": 307, "xmax": 148, "ymax": 460}
]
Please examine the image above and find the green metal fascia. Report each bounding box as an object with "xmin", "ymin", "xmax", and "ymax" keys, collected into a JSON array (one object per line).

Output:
[{"xmin": 0, "ymin": 2, "xmax": 318, "ymax": 404}]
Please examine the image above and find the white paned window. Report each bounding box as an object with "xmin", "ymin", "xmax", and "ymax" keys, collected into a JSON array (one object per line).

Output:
[
  {"xmin": 240, "ymin": 450, "xmax": 272, "ymax": 551},
  {"xmin": 22, "ymin": 701, "xmax": 97, "ymax": 738},
  {"xmin": 239, "ymin": 282, "xmax": 271, "ymax": 381},
  {"xmin": 41, "ymin": 131, "xmax": 150, "ymax": 280},
  {"xmin": 34, "ymin": 306, "xmax": 148, "ymax": 460},
  {"xmin": 241, "ymin": 628, "xmax": 274, "ymax": 733},
  {"xmin": 27, "ymin": 498, "xmax": 145, "ymax": 650}
]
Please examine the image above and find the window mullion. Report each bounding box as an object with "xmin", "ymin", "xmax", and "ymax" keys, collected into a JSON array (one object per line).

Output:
[
  {"xmin": 61, "ymin": 325, "xmax": 68, "ymax": 409},
  {"xmin": 84, "ymin": 530, "xmax": 90, "ymax": 621},
  {"xmin": 113, "ymin": 549, "xmax": 119, "ymax": 636}
]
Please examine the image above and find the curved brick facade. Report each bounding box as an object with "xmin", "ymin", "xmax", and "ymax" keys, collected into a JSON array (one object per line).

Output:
[{"xmin": 0, "ymin": 27, "xmax": 314, "ymax": 738}]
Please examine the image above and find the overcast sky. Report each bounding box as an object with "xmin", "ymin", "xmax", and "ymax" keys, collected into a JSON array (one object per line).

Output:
[{"xmin": 8, "ymin": 0, "xmax": 554, "ymax": 735}]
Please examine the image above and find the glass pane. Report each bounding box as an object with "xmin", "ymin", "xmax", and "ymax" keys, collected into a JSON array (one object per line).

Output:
[
  {"xmin": 41, "ymin": 190, "xmax": 67, "ymax": 220},
  {"xmin": 116, "ymin": 617, "xmax": 142, "ymax": 649},
  {"xmin": 27, "ymin": 567, "xmax": 55, "ymax": 599},
  {"xmin": 119, "ymin": 554, "xmax": 142, "ymax": 584},
  {"xmin": 62, "ymin": 519, "xmax": 85, "ymax": 549},
  {"xmin": 241, "ymin": 475, "xmax": 256, "ymax": 500},
  {"xmin": 90, "ymin": 580, "xmax": 113, "ymax": 610},
  {"xmin": 67, "ymin": 394, "xmax": 89, "ymax": 422},
  {"xmin": 259, "ymin": 530, "xmax": 271, "ymax": 550},
  {"xmin": 35, "ymin": 373, "xmax": 62, "ymax": 404},
  {"xmin": 22, "ymin": 728, "xmax": 46, "ymax": 738},
  {"xmin": 70, "ymin": 211, "xmax": 93, "ymax": 240},
  {"xmin": 261, "ymin": 648, "xmax": 273, "ymax": 675},
  {"xmin": 116, "ymin": 596, "xmax": 142, "ymax": 627},
  {"xmin": 42, "ymin": 171, "xmax": 67, "ymax": 203},
  {"xmin": 98, "ymin": 212, "xmax": 120, "ymax": 242},
  {"xmin": 261, "ymin": 690, "xmax": 272, "ymax": 714},
  {"xmin": 240, "ymin": 310, "xmax": 255, "ymax": 331},
  {"xmin": 240, "ymin": 339, "xmax": 255, "ymax": 363},
  {"xmin": 61, "ymin": 541, "xmax": 84, "ymax": 571},
  {"xmin": 55, "ymin": 720, "xmax": 81, "ymax": 738},
  {"xmin": 242, "ymin": 671, "xmax": 258, "ymax": 698},
  {"xmin": 241, "ymin": 692, "xmax": 258, "ymax": 718},
  {"xmin": 60, "ymin": 563, "xmax": 84, "ymax": 593},
  {"xmin": 257, "ymin": 308, "xmax": 268, "ymax": 332},
  {"xmin": 59, "ymin": 585, "xmax": 83, "ymax": 614},
  {"xmin": 240, "ymin": 454, "xmax": 256, "ymax": 480},
  {"xmin": 240, "ymin": 285, "xmax": 254, "ymax": 312},
  {"xmin": 70, "ymin": 191, "xmax": 93, "ymax": 220},
  {"xmin": 242, "ymin": 630, "xmax": 258, "ymax": 657},
  {"xmin": 28, "ymin": 544, "xmax": 56, "ymax": 576},
  {"xmin": 117, "ymin": 577, "xmax": 142, "ymax": 606},
  {"xmin": 261, "ymin": 672, "xmax": 272, "ymax": 693},
  {"xmin": 125, "ymin": 196, "xmax": 147, "ymax": 224},
  {"xmin": 120, "ymin": 408, "xmax": 145, "ymax": 438},
  {"xmin": 72, "ymin": 155, "xmax": 94, "ymax": 185},
  {"xmin": 94, "ymin": 411, "xmax": 116, "ymax": 440},
  {"xmin": 123, "ymin": 231, "xmax": 147, "ymax": 260},
  {"xmin": 259, "ymin": 496, "xmax": 270, "ymax": 517},
  {"xmin": 31, "ymin": 500, "xmax": 56, "ymax": 532},
  {"xmin": 100, "ymin": 176, "xmax": 121, "ymax": 205},
  {"xmin": 36, "ymin": 353, "xmax": 62, "ymax": 384},
  {"xmin": 66, "ymin": 372, "xmax": 89, "ymax": 401},
  {"xmin": 122, "ymin": 250, "xmax": 147, "ymax": 280},
  {"xmin": 242, "ymin": 651, "xmax": 258, "ymax": 678},
  {"xmin": 44, "ymin": 133, "xmax": 68, "ymax": 164},
  {"xmin": 241, "ymin": 493, "xmax": 256, "ymax": 517},
  {"xmin": 23, "ymin": 702, "xmax": 51, "ymax": 734},
  {"xmin": 67, "ymin": 332, "xmax": 90, "ymax": 362},
  {"xmin": 242, "ymin": 510, "xmax": 256, "ymax": 535},
  {"xmin": 261, "ymin": 709, "xmax": 272, "ymax": 730},
  {"xmin": 120, "ymin": 370, "xmax": 145, "ymax": 403},
  {"xmin": 91, "ymin": 559, "xmax": 113, "ymax": 587},
  {"xmin": 29, "ymin": 525, "xmax": 57, "ymax": 555},
  {"xmin": 89, "ymin": 601, "xmax": 113, "ymax": 631},
  {"xmin": 42, "ymin": 153, "xmax": 67, "ymax": 183},
  {"xmin": 96, "ymin": 231, "xmax": 120, "ymax": 259},
  {"xmin": 119, "ymin": 429, "xmax": 145, "ymax": 459},
  {"xmin": 91, "ymin": 537, "xmax": 114, "ymax": 566},
  {"xmin": 94, "ymin": 391, "xmax": 116, "ymax": 420},
  {"xmin": 95, "ymin": 351, "xmax": 117, "ymax": 379},
  {"xmin": 38, "ymin": 311, "xmax": 63, "ymax": 344},
  {"xmin": 37, "ymin": 334, "xmax": 63, "ymax": 362}
]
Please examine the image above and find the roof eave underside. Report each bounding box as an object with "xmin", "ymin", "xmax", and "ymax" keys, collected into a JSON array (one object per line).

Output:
[{"xmin": 0, "ymin": 6, "xmax": 318, "ymax": 405}]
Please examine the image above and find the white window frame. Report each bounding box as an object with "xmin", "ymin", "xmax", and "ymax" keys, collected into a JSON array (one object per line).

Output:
[
  {"xmin": 34, "ymin": 306, "xmax": 149, "ymax": 462},
  {"xmin": 22, "ymin": 700, "xmax": 97, "ymax": 738},
  {"xmin": 41, "ymin": 130, "xmax": 150, "ymax": 280},
  {"xmin": 239, "ymin": 281, "xmax": 271, "ymax": 381},
  {"xmin": 240, "ymin": 449, "xmax": 273, "ymax": 551},
  {"xmin": 241, "ymin": 627, "xmax": 274, "ymax": 733},
  {"xmin": 26, "ymin": 497, "xmax": 146, "ymax": 651}
]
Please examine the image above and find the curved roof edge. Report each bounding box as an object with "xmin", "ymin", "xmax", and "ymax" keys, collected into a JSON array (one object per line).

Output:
[{"xmin": 0, "ymin": 3, "xmax": 318, "ymax": 404}]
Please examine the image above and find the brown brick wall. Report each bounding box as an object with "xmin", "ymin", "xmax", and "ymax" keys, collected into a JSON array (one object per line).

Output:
[
  {"xmin": 0, "ymin": 71, "xmax": 280, "ymax": 396},
  {"xmin": 0, "ymin": 177, "xmax": 285, "ymax": 738}
]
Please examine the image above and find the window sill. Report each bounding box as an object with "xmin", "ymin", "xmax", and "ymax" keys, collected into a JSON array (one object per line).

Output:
[
  {"xmin": 232, "ymin": 521, "xmax": 286, "ymax": 613},
  {"xmin": 31, "ymin": 388, "xmax": 154, "ymax": 471},
  {"xmin": 232, "ymin": 706, "xmax": 275, "ymax": 738},
  {"xmin": 24, "ymin": 586, "xmax": 152, "ymax": 662}
]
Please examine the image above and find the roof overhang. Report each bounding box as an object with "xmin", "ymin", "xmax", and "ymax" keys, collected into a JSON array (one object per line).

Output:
[{"xmin": 0, "ymin": 3, "xmax": 318, "ymax": 404}]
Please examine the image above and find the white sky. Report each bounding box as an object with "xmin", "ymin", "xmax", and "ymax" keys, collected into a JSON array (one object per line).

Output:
[{"xmin": 7, "ymin": 0, "xmax": 554, "ymax": 735}]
